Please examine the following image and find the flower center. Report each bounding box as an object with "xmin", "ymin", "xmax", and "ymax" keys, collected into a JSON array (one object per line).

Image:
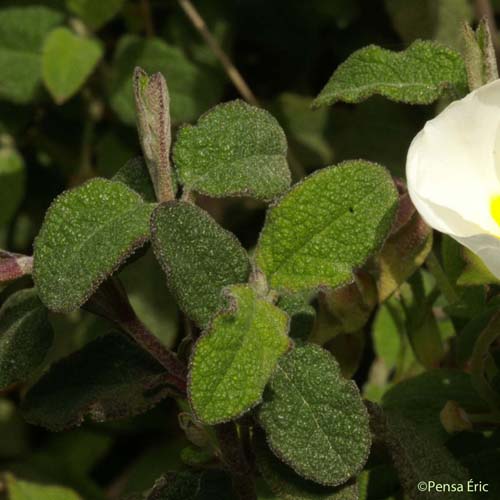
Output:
[{"xmin": 491, "ymin": 195, "xmax": 500, "ymax": 226}]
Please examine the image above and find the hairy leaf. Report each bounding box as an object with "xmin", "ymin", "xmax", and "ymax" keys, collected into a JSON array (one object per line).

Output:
[
  {"xmin": 21, "ymin": 333, "xmax": 174, "ymax": 431},
  {"xmin": 112, "ymin": 157, "xmax": 156, "ymax": 202},
  {"xmin": 0, "ymin": 6, "xmax": 63, "ymax": 103},
  {"xmin": 42, "ymin": 27, "xmax": 103, "ymax": 104},
  {"xmin": 0, "ymin": 147, "xmax": 25, "ymax": 226},
  {"xmin": 33, "ymin": 178, "xmax": 155, "ymax": 312},
  {"xmin": 313, "ymin": 41, "xmax": 467, "ymax": 107},
  {"xmin": 4, "ymin": 473, "xmax": 83, "ymax": 500},
  {"xmin": 66, "ymin": 0, "xmax": 125, "ymax": 30},
  {"xmin": 256, "ymin": 161, "xmax": 398, "ymax": 293},
  {"xmin": 189, "ymin": 285, "xmax": 290, "ymax": 424},
  {"xmin": 151, "ymin": 202, "xmax": 250, "ymax": 328},
  {"xmin": 0, "ymin": 289, "xmax": 53, "ymax": 390},
  {"xmin": 174, "ymin": 100, "xmax": 290, "ymax": 200},
  {"xmin": 259, "ymin": 344, "xmax": 371, "ymax": 486}
]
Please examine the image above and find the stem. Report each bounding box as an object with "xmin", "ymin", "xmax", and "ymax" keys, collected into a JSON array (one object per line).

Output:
[
  {"xmin": 215, "ymin": 423, "xmax": 256, "ymax": 500},
  {"xmin": 425, "ymin": 250, "xmax": 460, "ymax": 305},
  {"xmin": 141, "ymin": 0, "xmax": 155, "ymax": 37}
]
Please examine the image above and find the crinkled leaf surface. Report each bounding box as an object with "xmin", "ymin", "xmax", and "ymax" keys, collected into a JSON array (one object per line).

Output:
[
  {"xmin": 173, "ymin": 100, "xmax": 290, "ymax": 200},
  {"xmin": 0, "ymin": 289, "xmax": 53, "ymax": 390},
  {"xmin": 313, "ymin": 41, "xmax": 467, "ymax": 107},
  {"xmin": 256, "ymin": 161, "xmax": 398, "ymax": 293},
  {"xmin": 259, "ymin": 344, "xmax": 371, "ymax": 486},
  {"xmin": 151, "ymin": 202, "xmax": 250, "ymax": 328},
  {"xmin": 33, "ymin": 178, "xmax": 155, "ymax": 312},
  {"xmin": 0, "ymin": 6, "xmax": 63, "ymax": 103},
  {"xmin": 4, "ymin": 473, "xmax": 83, "ymax": 500},
  {"xmin": 21, "ymin": 333, "xmax": 173, "ymax": 431},
  {"xmin": 112, "ymin": 156, "xmax": 156, "ymax": 202},
  {"xmin": 110, "ymin": 35, "xmax": 222, "ymax": 125},
  {"xmin": 42, "ymin": 27, "xmax": 103, "ymax": 104},
  {"xmin": 254, "ymin": 431, "xmax": 359, "ymax": 500},
  {"xmin": 0, "ymin": 147, "xmax": 25, "ymax": 226},
  {"xmin": 189, "ymin": 285, "xmax": 289, "ymax": 424},
  {"xmin": 66, "ymin": 0, "xmax": 125, "ymax": 30}
]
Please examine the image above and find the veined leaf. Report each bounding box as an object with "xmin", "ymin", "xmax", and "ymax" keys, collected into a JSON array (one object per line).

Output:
[
  {"xmin": 33, "ymin": 178, "xmax": 155, "ymax": 312},
  {"xmin": 173, "ymin": 100, "xmax": 291, "ymax": 200},
  {"xmin": 188, "ymin": 285, "xmax": 290, "ymax": 424},
  {"xmin": 256, "ymin": 161, "xmax": 398, "ymax": 293},
  {"xmin": 313, "ymin": 41, "xmax": 467, "ymax": 108},
  {"xmin": 259, "ymin": 344, "xmax": 371, "ymax": 486}
]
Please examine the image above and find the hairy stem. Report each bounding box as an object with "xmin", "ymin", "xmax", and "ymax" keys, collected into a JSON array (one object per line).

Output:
[{"xmin": 475, "ymin": 0, "xmax": 500, "ymax": 58}]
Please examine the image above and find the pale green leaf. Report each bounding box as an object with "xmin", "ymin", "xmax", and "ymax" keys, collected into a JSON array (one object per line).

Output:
[
  {"xmin": 255, "ymin": 161, "xmax": 398, "ymax": 293},
  {"xmin": 189, "ymin": 285, "xmax": 290, "ymax": 424},
  {"xmin": 0, "ymin": 147, "xmax": 25, "ymax": 226},
  {"xmin": 0, "ymin": 289, "xmax": 53, "ymax": 390},
  {"xmin": 174, "ymin": 100, "xmax": 291, "ymax": 200},
  {"xmin": 33, "ymin": 178, "xmax": 155, "ymax": 312},
  {"xmin": 313, "ymin": 41, "xmax": 467, "ymax": 108},
  {"xmin": 151, "ymin": 202, "xmax": 250, "ymax": 328},
  {"xmin": 4, "ymin": 473, "xmax": 83, "ymax": 500},
  {"xmin": 259, "ymin": 344, "xmax": 371, "ymax": 486},
  {"xmin": 42, "ymin": 27, "xmax": 103, "ymax": 104},
  {"xmin": 66, "ymin": 0, "xmax": 125, "ymax": 30}
]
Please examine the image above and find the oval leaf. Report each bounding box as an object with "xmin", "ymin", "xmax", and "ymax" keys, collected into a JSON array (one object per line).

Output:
[
  {"xmin": 33, "ymin": 178, "xmax": 155, "ymax": 312},
  {"xmin": 189, "ymin": 285, "xmax": 290, "ymax": 424},
  {"xmin": 0, "ymin": 289, "xmax": 53, "ymax": 390},
  {"xmin": 259, "ymin": 344, "xmax": 371, "ymax": 486},
  {"xmin": 151, "ymin": 201, "xmax": 250, "ymax": 328},
  {"xmin": 255, "ymin": 160, "xmax": 398, "ymax": 293},
  {"xmin": 313, "ymin": 41, "xmax": 467, "ymax": 107},
  {"xmin": 173, "ymin": 100, "xmax": 291, "ymax": 200}
]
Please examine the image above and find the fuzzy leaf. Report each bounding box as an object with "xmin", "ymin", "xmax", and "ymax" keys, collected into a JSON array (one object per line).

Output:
[
  {"xmin": 259, "ymin": 344, "xmax": 371, "ymax": 486},
  {"xmin": 110, "ymin": 35, "xmax": 222, "ymax": 125},
  {"xmin": 151, "ymin": 202, "xmax": 250, "ymax": 328},
  {"xmin": 0, "ymin": 6, "xmax": 63, "ymax": 103},
  {"xmin": 255, "ymin": 161, "xmax": 398, "ymax": 293},
  {"xmin": 33, "ymin": 178, "xmax": 155, "ymax": 313},
  {"xmin": 21, "ymin": 333, "xmax": 174, "ymax": 431},
  {"xmin": 0, "ymin": 289, "xmax": 53, "ymax": 390},
  {"xmin": 3, "ymin": 473, "xmax": 83, "ymax": 500},
  {"xmin": 42, "ymin": 27, "xmax": 103, "ymax": 104},
  {"xmin": 112, "ymin": 157, "xmax": 156, "ymax": 202},
  {"xmin": 173, "ymin": 100, "xmax": 291, "ymax": 200},
  {"xmin": 313, "ymin": 41, "xmax": 467, "ymax": 107},
  {"xmin": 188, "ymin": 285, "xmax": 290, "ymax": 424},
  {"xmin": 0, "ymin": 147, "xmax": 25, "ymax": 226},
  {"xmin": 66, "ymin": 0, "xmax": 125, "ymax": 30}
]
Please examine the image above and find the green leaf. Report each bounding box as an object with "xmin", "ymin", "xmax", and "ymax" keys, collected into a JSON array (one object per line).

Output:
[
  {"xmin": 188, "ymin": 285, "xmax": 290, "ymax": 424},
  {"xmin": 0, "ymin": 147, "xmax": 25, "ymax": 226},
  {"xmin": 21, "ymin": 332, "xmax": 174, "ymax": 431},
  {"xmin": 254, "ymin": 431, "xmax": 359, "ymax": 500},
  {"xmin": 313, "ymin": 41, "xmax": 467, "ymax": 108},
  {"xmin": 3, "ymin": 473, "xmax": 83, "ymax": 500},
  {"xmin": 0, "ymin": 289, "xmax": 53, "ymax": 390},
  {"xmin": 66, "ymin": 0, "xmax": 125, "ymax": 30},
  {"xmin": 151, "ymin": 202, "xmax": 250, "ymax": 328},
  {"xmin": 0, "ymin": 399, "xmax": 28, "ymax": 459},
  {"xmin": 110, "ymin": 35, "xmax": 222, "ymax": 125},
  {"xmin": 457, "ymin": 248, "xmax": 500, "ymax": 287},
  {"xmin": 112, "ymin": 157, "xmax": 156, "ymax": 202},
  {"xmin": 0, "ymin": 6, "xmax": 63, "ymax": 103},
  {"xmin": 259, "ymin": 344, "xmax": 371, "ymax": 486},
  {"xmin": 255, "ymin": 161, "xmax": 398, "ymax": 293},
  {"xmin": 174, "ymin": 100, "xmax": 291, "ymax": 200},
  {"xmin": 33, "ymin": 178, "xmax": 155, "ymax": 312},
  {"xmin": 42, "ymin": 27, "xmax": 103, "ymax": 104},
  {"xmin": 277, "ymin": 291, "xmax": 316, "ymax": 340}
]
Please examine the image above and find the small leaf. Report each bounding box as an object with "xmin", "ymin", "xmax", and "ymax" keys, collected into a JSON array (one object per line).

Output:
[
  {"xmin": 151, "ymin": 202, "xmax": 250, "ymax": 328},
  {"xmin": 0, "ymin": 289, "xmax": 53, "ymax": 390},
  {"xmin": 313, "ymin": 40, "xmax": 467, "ymax": 108},
  {"xmin": 112, "ymin": 157, "xmax": 156, "ymax": 202},
  {"xmin": 0, "ymin": 147, "xmax": 25, "ymax": 226},
  {"xmin": 188, "ymin": 285, "xmax": 290, "ymax": 424},
  {"xmin": 66, "ymin": 0, "xmax": 125, "ymax": 30},
  {"xmin": 42, "ymin": 27, "xmax": 103, "ymax": 104},
  {"xmin": 259, "ymin": 344, "xmax": 371, "ymax": 486},
  {"xmin": 173, "ymin": 100, "xmax": 291, "ymax": 200},
  {"xmin": 33, "ymin": 178, "xmax": 155, "ymax": 313},
  {"xmin": 255, "ymin": 161, "xmax": 398, "ymax": 293},
  {"xmin": 0, "ymin": 6, "xmax": 64, "ymax": 103},
  {"xmin": 3, "ymin": 473, "xmax": 83, "ymax": 500},
  {"xmin": 21, "ymin": 333, "xmax": 174, "ymax": 431}
]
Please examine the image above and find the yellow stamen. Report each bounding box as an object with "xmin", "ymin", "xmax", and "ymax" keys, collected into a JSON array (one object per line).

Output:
[{"xmin": 491, "ymin": 195, "xmax": 500, "ymax": 226}]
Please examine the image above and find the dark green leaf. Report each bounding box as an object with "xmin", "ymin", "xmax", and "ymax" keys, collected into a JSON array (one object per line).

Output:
[
  {"xmin": 112, "ymin": 157, "xmax": 156, "ymax": 202},
  {"xmin": 33, "ymin": 178, "xmax": 155, "ymax": 312},
  {"xmin": 173, "ymin": 100, "xmax": 291, "ymax": 200},
  {"xmin": 66, "ymin": 0, "xmax": 125, "ymax": 30},
  {"xmin": 259, "ymin": 344, "xmax": 371, "ymax": 486},
  {"xmin": 151, "ymin": 202, "xmax": 250, "ymax": 328}
]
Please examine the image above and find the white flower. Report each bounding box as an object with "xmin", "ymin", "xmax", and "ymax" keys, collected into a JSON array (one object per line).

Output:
[{"xmin": 407, "ymin": 79, "xmax": 500, "ymax": 278}]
